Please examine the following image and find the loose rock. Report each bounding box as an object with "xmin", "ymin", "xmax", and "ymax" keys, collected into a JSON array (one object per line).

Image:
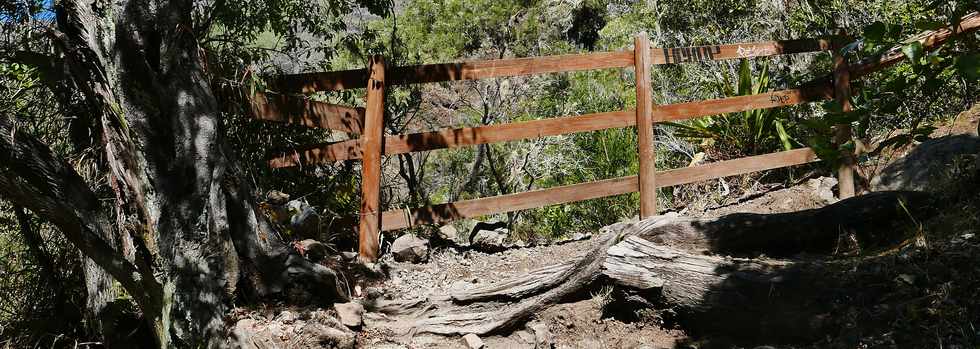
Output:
[
  {"xmin": 514, "ymin": 330, "xmax": 535, "ymax": 345},
  {"xmin": 277, "ymin": 310, "xmax": 297, "ymax": 324},
  {"xmin": 228, "ymin": 310, "xmax": 355, "ymax": 349},
  {"xmin": 437, "ymin": 224, "xmax": 459, "ymax": 242},
  {"xmin": 807, "ymin": 176, "xmax": 838, "ymax": 204},
  {"xmin": 529, "ymin": 322, "xmax": 553, "ymax": 348},
  {"xmin": 463, "ymin": 333, "xmax": 485, "ymax": 349},
  {"xmin": 391, "ymin": 234, "xmax": 429, "ymax": 263},
  {"xmin": 471, "ymin": 228, "xmax": 509, "ymax": 252},
  {"xmin": 333, "ymin": 302, "xmax": 365, "ymax": 328}
]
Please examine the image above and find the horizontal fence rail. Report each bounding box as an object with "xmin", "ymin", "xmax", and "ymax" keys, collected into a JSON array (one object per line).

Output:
[
  {"xmin": 277, "ymin": 50, "xmax": 636, "ymax": 93},
  {"xmin": 651, "ymin": 38, "xmax": 833, "ymax": 65},
  {"xmin": 251, "ymin": 91, "xmax": 365, "ymax": 134},
  {"xmin": 273, "ymin": 38, "xmax": 836, "ymax": 93},
  {"xmin": 266, "ymin": 84, "xmax": 833, "ymax": 167},
  {"xmin": 379, "ymin": 148, "xmax": 818, "ymax": 231}
]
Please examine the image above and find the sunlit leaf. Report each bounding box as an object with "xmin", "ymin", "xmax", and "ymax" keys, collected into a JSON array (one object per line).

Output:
[
  {"xmin": 775, "ymin": 120, "xmax": 793, "ymax": 151},
  {"xmin": 902, "ymin": 42, "xmax": 924, "ymax": 65}
]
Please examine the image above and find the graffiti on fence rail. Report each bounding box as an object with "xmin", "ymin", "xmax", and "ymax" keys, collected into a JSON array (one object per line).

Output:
[
  {"xmin": 737, "ymin": 45, "xmax": 778, "ymax": 58},
  {"xmin": 769, "ymin": 93, "xmax": 790, "ymax": 104},
  {"xmin": 662, "ymin": 46, "xmax": 722, "ymax": 64}
]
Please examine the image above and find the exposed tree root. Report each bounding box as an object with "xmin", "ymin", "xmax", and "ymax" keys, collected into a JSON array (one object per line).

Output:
[{"xmin": 363, "ymin": 191, "xmax": 935, "ymax": 341}]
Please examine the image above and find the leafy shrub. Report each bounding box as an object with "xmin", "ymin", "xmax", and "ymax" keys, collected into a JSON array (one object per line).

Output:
[{"xmin": 666, "ymin": 59, "xmax": 796, "ymax": 159}]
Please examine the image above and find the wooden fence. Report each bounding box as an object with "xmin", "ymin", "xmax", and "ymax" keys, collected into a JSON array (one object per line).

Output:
[{"xmin": 253, "ymin": 34, "xmax": 853, "ymax": 262}]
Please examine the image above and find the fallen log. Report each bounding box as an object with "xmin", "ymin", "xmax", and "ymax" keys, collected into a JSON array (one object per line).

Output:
[
  {"xmin": 604, "ymin": 235, "xmax": 835, "ymax": 341},
  {"xmin": 627, "ymin": 190, "xmax": 934, "ymax": 256}
]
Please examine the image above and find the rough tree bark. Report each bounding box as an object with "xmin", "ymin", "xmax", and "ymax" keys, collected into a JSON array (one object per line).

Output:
[
  {"xmin": 0, "ymin": 0, "xmax": 347, "ymax": 346},
  {"xmin": 364, "ymin": 191, "xmax": 935, "ymax": 342}
]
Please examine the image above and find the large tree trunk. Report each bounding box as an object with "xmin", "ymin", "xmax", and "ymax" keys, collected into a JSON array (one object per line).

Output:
[{"xmin": 0, "ymin": 0, "xmax": 348, "ymax": 346}]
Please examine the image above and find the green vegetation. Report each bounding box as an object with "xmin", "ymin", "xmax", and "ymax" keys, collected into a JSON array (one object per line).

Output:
[
  {"xmin": 319, "ymin": 0, "xmax": 979, "ymax": 240},
  {"xmin": 666, "ymin": 59, "xmax": 796, "ymax": 159},
  {"xmin": 0, "ymin": 0, "xmax": 977, "ymax": 346}
]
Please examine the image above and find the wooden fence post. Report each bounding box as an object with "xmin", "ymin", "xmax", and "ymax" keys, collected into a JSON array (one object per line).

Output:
[
  {"xmin": 635, "ymin": 32, "xmax": 657, "ymax": 217},
  {"xmin": 359, "ymin": 55, "xmax": 386, "ymax": 262},
  {"xmin": 832, "ymin": 41, "xmax": 856, "ymax": 199}
]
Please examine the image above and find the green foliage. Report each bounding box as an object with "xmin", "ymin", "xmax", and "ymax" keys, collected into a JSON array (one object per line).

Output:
[
  {"xmin": 954, "ymin": 53, "xmax": 980, "ymax": 80},
  {"xmin": 666, "ymin": 59, "xmax": 797, "ymax": 159},
  {"xmin": 830, "ymin": 0, "xmax": 980, "ymax": 161},
  {"xmin": 0, "ymin": 62, "xmax": 38, "ymax": 117},
  {"xmin": 201, "ymin": 0, "xmax": 391, "ymax": 80},
  {"xmin": 0, "ymin": 202, "xmax": 89, "ymax": 346}
]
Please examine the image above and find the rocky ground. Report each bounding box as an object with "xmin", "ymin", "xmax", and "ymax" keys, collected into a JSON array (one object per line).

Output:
[{"xmin": 228, "ymin": 176, "xmax": 839, "ymax": 349}]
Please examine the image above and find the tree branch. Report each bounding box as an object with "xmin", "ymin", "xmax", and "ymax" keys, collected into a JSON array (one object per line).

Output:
[{"xmin": 0, "ymin": 117, "xmax": 162, "ymax": 314}]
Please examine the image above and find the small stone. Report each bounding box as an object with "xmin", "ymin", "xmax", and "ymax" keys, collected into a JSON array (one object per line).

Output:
[
  {"xmin": 896, "ymin": 274, "xmax": 917, "ymax": 285},
  {"xmin": 391, "ymin": 234, "xmax": 430, "ymax": 263},
  {"xmin": 448, "ymin": 280, "xmax": 471, "ymax": 293},
  {"xmin": 529, "ymin": 322, "xmax": 553, "ymax": 348},
  {"xmin": 341, "ymin": 251, "xmax": 358, "ymax": 261},
  {"xmin": 437, "ymin": 225, "xmax": 459, "ymax": 241},
  {"xmin": 807, "ymin": 176, "xmax": 839, "ymax": 204},
  {"xmin": 333, "ymin": 302, "xmax": 365, "ymax": 328},
  {"xmin": 463, "ymin": 333, "xmax": 484, "ymax": 349}
]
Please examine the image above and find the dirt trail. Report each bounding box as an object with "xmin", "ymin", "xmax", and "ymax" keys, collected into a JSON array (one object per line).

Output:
[{"xmin": 357, "ymin": 179, "xmax": 836, "ymax": 348}]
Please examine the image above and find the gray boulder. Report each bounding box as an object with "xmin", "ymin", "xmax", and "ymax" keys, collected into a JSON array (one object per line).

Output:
[
  {"xmin": 471, "ymin": 228, "xmax": 509, "ymax": 252},
  {"xmin": 468, "ymin": 221, "xmax": 508, "ymax": 243},
  {"xmin": 872, "ymin": 135, "xmax": 980, "ymax": 193},
  {"xmin": 391, "ymin": 234, "xmax": 429, "ymax": 263},
  {"xmin": 436, "ymin": 224, "xmax": 459, "ymax": 242}
]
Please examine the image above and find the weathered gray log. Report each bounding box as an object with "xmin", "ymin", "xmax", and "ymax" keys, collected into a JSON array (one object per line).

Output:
[
  {"xmin": 450, "ymin": 261, "xmax": 574, "ymax": 303},
  {"xmin": 628, "ymin": 191, "xmax": 933, "ymax": 256},
  {"xmin": 363, "ymin": 191, "xmax": 935, "ymax": 341},
  {"xmin": 603, "ymin": 236, "xmax": 835, "ymax": 341}
]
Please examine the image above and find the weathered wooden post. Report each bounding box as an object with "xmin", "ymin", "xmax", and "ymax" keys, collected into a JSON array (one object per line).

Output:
[
  {"xmin": 634, "ymin": 32, "xmax": 657, "ymax": 217},
  {"xmin": 832, "ymin": 40, "xmax": 856, "ymax": 199},
  {"xmin": 359, "ymin": 55, "xmax": 386, "ymax": 262}
]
